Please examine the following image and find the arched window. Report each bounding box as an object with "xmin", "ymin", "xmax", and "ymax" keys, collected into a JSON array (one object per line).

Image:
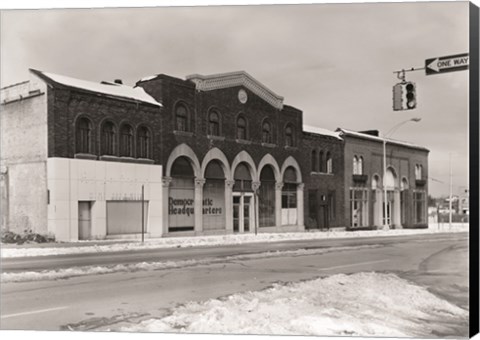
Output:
[
  {"xmin": 137, "ymin": 126, "xmax": 151, "ymax": 159},
  {"xmin": 326, "ymin": 152, "xmax": 333, "ymax": 173},
  {"xmin": 353, "ymin": 156, "xmax": 359, "ymax": 175},
  {"xmin": 120, "ymin": 124, "xmax": 134, "ymax": 157},
  {"xmin": 101, "ymin": 121, "xmax": 116, "ymax": 156},
  {"xmin": 319, "ymin": 151, "xmax": 324, "ymax": 172},
  {"xmin": 208, "ymin": 110, "xmax": 220, "ymax": 136},
  {"xmin": 76, "ymin": 117, "xmax": 92, "ymax": 154},
  {"xmin": 237, "ymin": 116, "xmax": 247, "ymax": 140},
  {"xmin": 415, "ymin": 164, "xmax": 423, "ymax": 180},
  {"xmin": 175, "ymin": 103, "xmax": 189, "ymax": 132},
  {"xmin": 262, "ymin": 120, "xmax": 272, "ymax": 143},
  {"xmin": 285, "ymin": 124, "xmax": 294, "ymax": 147},
  {"xmin": 358, "ymin": 156, "xmax": 363, "ymax": 175},
  {"xmin": 311, "ymin": 150, "xmax": 317, "ymax": 172},
  {"xmin": 372, "ymin": 174, "xmax": 380, "ymax": 189},
  {"xmin": 385, "ymin": 168, "xmax": 396, "ymax": 189}
]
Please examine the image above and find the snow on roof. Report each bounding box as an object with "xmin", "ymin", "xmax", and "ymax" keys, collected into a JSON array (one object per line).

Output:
[
  {"xmin": 33, "ymin": 69, "xmax": 162, "ymax": 107},
  {"xmin": 139, "ymin": 74, "xmax": 158, "ymax": 82},
  {"xmin": 337, "ymin": 128, "xmax": 429, "ymax": 151},
  {"xmin": 303, "ymin": 125, "xmax": 342, "ymax": 140}
]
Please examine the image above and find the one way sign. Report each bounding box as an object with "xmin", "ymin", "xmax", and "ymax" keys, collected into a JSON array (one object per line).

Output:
[{"xmin": 425, "ymin": 53, "xmax": 469, "ymax": 75}]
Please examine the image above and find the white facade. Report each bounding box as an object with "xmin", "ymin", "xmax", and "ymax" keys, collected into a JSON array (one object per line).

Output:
[{"xmin": 47, "ymin": 158, "xmax": 163, "ymax": 241}]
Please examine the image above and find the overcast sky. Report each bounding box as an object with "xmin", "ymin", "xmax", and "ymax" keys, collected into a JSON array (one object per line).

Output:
[{"xmin": 0, "ymin": 1, "xmax": 471, "ymax": 197}]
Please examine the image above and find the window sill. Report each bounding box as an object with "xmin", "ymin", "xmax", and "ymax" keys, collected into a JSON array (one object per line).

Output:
[
  {"xmin": 311, "ymin": 171, "xmax": 334, "ymax": 176},
  {"xmin": 284, "ymin": 145, "xmax": 298, "ymax": 151},
  {"xmin": 207, "ymin": 135, "xmax": 225, "ymax": 141},
  {"xmin": 99, "ymin": 155, "xmax": 122, "ymax": 162},
  {"xmin": 75, "ymin": 153, "xmax": 98, "ymax": 160},
  {"xmin": 236, "ymin": 139, "xmax": 252, "ymax": 145},
  {"xmin": 136, "ymin": 158, "xmax": 155, "ymax": 164},
  {"xmin": 173, "ymin": 130, "xmax": 194, "ymax": 137},
  {"xmin": 261, "ymin": 142, "xmax": 276, "ymax": 148}
]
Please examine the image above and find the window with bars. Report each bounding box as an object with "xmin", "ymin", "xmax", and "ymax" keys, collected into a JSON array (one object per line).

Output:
[
  {"xmin": 285, "ymin": 124, "xmax": 294, "ymax": 147},
  {"xmin": 237, "ymin": 116, "xmax": 247, "ymax": 140},
  {"xmin": 175, "ymin": 104, "xmax": 189, "ymax": 132},
  {"xmin": 137, "ymin": 126, "xmax": 151, "ymax": 159},
  {"xmin": 101, "ymin": 121, "xmax": 116, "ymax": 156},
  {"xmin": 76, "ymin": 117, "xmax": 92, "ymax": 154},
  {"xmin": 262, "ymin": 120, "xmax": 272, "ymax": 143},
  {"xmin": 120, "ymin": 124, "xmax": 134, "ymax": 157},
  {"xmin": 208, "ymin": 110, "xmax": 220, "ymax": 136}
]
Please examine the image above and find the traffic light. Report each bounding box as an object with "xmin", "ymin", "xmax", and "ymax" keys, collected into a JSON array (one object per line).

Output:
[
  {"xmin": 392, "ymin": 81, "xmax": 417, "ymax": 111},
  {"xmin": 405, "ymin": 82, "xmax": 416, "ymax": 109}
]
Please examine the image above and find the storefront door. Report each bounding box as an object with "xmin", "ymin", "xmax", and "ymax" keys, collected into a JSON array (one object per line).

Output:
[
  {"xmin": 78, "ymin": 201, "xmax": 92, "ymax": 240},
  {"xmin": 233, "ymin": 193, "xmax": 253, "ymax": 233},
  {"xmin": 383, "ymin": 192, "xmax": 394, "ymax": 226}
]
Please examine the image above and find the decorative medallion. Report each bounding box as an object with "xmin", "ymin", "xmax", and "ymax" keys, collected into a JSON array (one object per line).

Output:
[{"xmin": 238, "ymin": 89, "xmax": 248, "ymax": 104}]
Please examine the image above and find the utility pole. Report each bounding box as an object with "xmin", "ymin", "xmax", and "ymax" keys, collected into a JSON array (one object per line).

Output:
[
  {"xmin": 448, "ymin": 154, "xmax": 453, "ymax": 229},
  {"xmin": 141, "ymin": 184, "xmax": 145, "ymax": 243}
]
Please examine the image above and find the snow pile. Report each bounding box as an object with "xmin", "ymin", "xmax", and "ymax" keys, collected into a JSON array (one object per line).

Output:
[
  {"xmin": 1, "ymin": 245, "xmax": 380, "ymax": 283},
  {"xmin": 1, "ymin": 223, "xmax": 468, "ymax": 258},
  {"xmin": 118, "ymin": 272, "xmax": 468, "ymax": 337}
]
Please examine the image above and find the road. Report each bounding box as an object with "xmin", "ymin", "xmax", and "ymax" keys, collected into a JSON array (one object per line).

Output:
[{"xmin": 0, "ymin": 232, "xmax": 469, "ymax": 336}]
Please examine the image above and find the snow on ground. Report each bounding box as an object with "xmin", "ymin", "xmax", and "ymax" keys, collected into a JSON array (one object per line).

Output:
[
  {"xmin": 0, "ymin": 223, "xmax": 468, "ymax": 258},
  {"xmin": 117, "ymin": 272, "xmax": 468, "ymax": 337},
  {"xmin": 1, "ymin": 245, "xmax": 380, "ymax": 283}
]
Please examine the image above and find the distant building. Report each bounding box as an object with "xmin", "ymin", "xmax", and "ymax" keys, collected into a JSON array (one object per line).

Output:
[{"xmin": 0, "ymin": 69, "xmax": 429, "ymax": 241}]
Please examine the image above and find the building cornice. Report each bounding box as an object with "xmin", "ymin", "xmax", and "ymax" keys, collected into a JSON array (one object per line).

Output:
[{"xmin": 186, "ymin": 71, "xmax": 284, "ymax": 110}]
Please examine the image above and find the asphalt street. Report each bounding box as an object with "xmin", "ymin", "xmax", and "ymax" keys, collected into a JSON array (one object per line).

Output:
[{"xmin": 0, "ymin": 232, "xmax": 469, "ymax": 335}]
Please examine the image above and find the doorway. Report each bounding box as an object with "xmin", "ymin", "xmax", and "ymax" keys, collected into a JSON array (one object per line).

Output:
[
  {"xmin": 233, "ymin": 193, "xmax": 254, "ymax": 233},
  {"xmin": 78, "ymin": 201, "xmax": 92, "ymax": 240},
  {"xmin": 383, "ymin": 192, "xmax": 394, "ymax": 226}
]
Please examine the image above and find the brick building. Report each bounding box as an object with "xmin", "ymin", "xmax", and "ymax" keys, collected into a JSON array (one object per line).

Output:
[
  {"xmin": 0, "ymin": 69, "xmax": 428, "ymax": 241},
  {"xmin": 338, "ymin": 129, "xmax": 429, "ymax": 229}
]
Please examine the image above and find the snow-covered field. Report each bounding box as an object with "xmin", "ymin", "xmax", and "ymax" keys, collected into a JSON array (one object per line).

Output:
[
  {"xmin": 1, "ymin": 244, "xmax": 381, "ymax": 283},
  {"xmin": 0, "ymin": 223, "xmax": 468, "ymax": 258},
  {"xmin": 117, "ymin": 272, "xmax": 468, "ymax": 337}
]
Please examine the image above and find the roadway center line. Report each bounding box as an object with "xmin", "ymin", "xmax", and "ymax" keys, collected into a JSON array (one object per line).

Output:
[
  {"xmin": 1, "ymin": 306, "xmax": 68, "ymax": 319},
  {"xmin": 317, "ymin": 259, "xmax": 390, "ymax": 271}
]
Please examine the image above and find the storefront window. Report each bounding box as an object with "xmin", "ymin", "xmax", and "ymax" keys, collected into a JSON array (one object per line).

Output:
[
  {"xmin": 350, "ymin": 188, "xmax": 368, "ymax": 227},
  {"xmin": 413, "ymin": 190, "xmax": 426, "ymax": 224},
  {"xmin": 169, "ymin": 157, "xmax": 195, "ymax": 232},
  {"xmin": 259, "ymin": 166, "xmax": 275, "ymax": 227},
  {"xmin": 281, "ymin": 167, "xmax": 297, "ymax": 225},
  {"xmin": 203, "ymin": 160, "xmax": 225, "ymax": 231}
]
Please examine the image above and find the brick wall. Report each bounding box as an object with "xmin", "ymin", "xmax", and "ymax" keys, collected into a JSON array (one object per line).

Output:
[
  {"xmin": 47, "ymin": 86, "xmax": 162, "ymax": 161},
  {"xmin": 301, "ymin": 133, "xmax": 345, "ymax": 228}
]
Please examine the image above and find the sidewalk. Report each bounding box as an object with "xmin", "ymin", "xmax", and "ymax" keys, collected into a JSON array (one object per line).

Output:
[{"xmin": 0, "ymin": 223, "xmax": 468, "ymax": 258}]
